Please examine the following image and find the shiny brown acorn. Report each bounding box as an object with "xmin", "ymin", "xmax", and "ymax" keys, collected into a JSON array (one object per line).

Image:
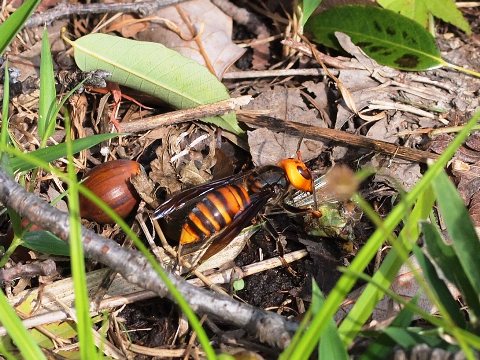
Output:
[{"xmin": 79, "ymin": 160, "xmax": 141, "ymax": 224}]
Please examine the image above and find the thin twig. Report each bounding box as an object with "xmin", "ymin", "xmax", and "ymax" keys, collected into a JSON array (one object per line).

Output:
[
  {"xmin": 25, "ymin": 0, "xmax": 188, "ymax": 28},
  {"xmin": 241, "ymin": 116, "xmax": 439, "ymax": 164},
  {"xmin": 223, "ymin": 68, "xmax": 329, "ymax": 79},
  {"xmin": 0, "ymin": 169, "xmax": 296, "ymax": 348},
  {"xmin": 119, "ymin": 95, "xmax": 252, "ymax": 133},
  {"xmin": 281, "ymin": 38, "xmax": 362, "ymax": 70}
]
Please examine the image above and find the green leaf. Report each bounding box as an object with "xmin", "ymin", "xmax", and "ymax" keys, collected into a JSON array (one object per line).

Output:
[
  {"xmin": 312, "ymin": 281, "xmax": 348, "ymax": 360},
  {"xmin": 9, "ymin": 133, "xmax": 120, "ymax": 173},
  {"xmin": 305, "ymin": 5, "xmax": 444, "ymax": 71},
  {"xmin": 1, "ymin": 62, "xmax": 11, "ymax": 154},
  {"xmin": 425, "ymin": 0, "xmax": 471, "ymax": 35},
  {"xmin": 377, "ymin": 0, "xmax": 429, "ymax": 27},
  {"xmin": 378, "ymin": 0, "xmax": 471, "ymax": 35},
  {"xmin": 412, "ymin": 242, "xmax": 466, "ymax": 327},
  {"xmin": 72, "ymin": 33, "xmax": 242, "ymax": 135},
  {"xmin": 38, "ymin": 29, "xmax": 57, "ymax": 144},
  {"xmin": 432, "ymin": 171, "xmax": 480, "ymax": 300},
  {"xmin": 23, "ymin": 231, "xmax": 70, "ymax": 256},
  {"xmin": 0, "ymin": 0, "xmax": 41, "ymax": 56},
  {"xmin": 382, "ymin": 327, "xmax": 446, "ymax": 349},
  {"xmin": 301, "ymin": 0, "xmax": 323, "ymax": 26},
  {"xmin": 361, "ymin": 300, "xmax": 416, "ymax": 360},
  {"xmin": 421, "ymin": 220, "xmax": 480, "ymax": 322},
  {"xmin": 232, "ymin": 279, "xmax": 245, "ymax": 292}
]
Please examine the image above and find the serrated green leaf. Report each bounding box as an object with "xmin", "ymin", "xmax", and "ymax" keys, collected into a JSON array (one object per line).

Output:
[
  {"xmin": 305, "ymin": 5, "xmax": 445, "ymax": 71},
  {"xmin": 38, "ymin": 29, "xmax": 57, "ymax": 143},
  {"xmin": 10, "ymin": 133, "xmax": 120, "ymax": 172},
  {"xmin": 22, "ymin": 231, "xmax": 70, "ymax": 256},
  {"xmin": 72, "ymin": 33, "xmax": 242, "ymax": 135},
  {"xmin": 0, "ymin": 0, "xmax": 41, "ymax": 56}
]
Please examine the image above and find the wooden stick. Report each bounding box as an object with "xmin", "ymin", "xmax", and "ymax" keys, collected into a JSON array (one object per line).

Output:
[
  {"xmin": 119, "ymin": 96, "xmax": 252, "ymax": 133},
  {"xmin": 241, "ymin": 116, "xmax": 438, "ymax": 164}
]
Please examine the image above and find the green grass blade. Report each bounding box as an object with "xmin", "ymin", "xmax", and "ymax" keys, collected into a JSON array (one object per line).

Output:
[
  {"xmin": 337, "ymin": 185, "xmax": 435, "ymax": 345},
  {"xmin": 9, "ymin": 133, "xmax": 120, "ymax": 173},
  {"xmin": 71, "ymin": 33, "xmax": 242, "ymax": 135},
  {"xmin": 412, "ymin": 242, "xmax": 466, "ymax": 327},
  {"xmin": 305, "ymin": 5, "xmax": 446, "ymax": 70},
  {"xmin": 360, "ymin": 300, "xmax": 416, "ymax": 360},
  {"xmin": 422, "ymin": 221, "xmax": 480, "ymax": 321},
  {"xmin": 432, "ymin": 171, "xmax": 480, "ymax": 301},
  {"xmin": 0, "ymin": 290, "xmax": 46, "ymax": 359},
  {"xmin": 0, "ymin": 0, "xmax": 41, "ymax": 55},
  {"xmin": 382, "ymin": 327, "xmax": 445, "ymax": 349},
  {"xmin": 0, "ymin": 339, "xmax": 17, "ymax": 360},
  {"xmin": 342, "ymin": 267, "xmax": 480, "ymax": 355},
  {"xmin": 0, "ymin": 145, "xmax": 217, "ymax": 358},
  {"xmin": 64, "ymin": 110, "xmax": 98, "ymax": 357},
  {"xmin": 311, "ymin": 281, "xmax": 348, "ymax": 360},
  {"xmin": 38, "ymin": 29, "xmax": 57, "ymax": 145},
  {"xmin": 1, "ymin": 62, "xmax": 10, "ymax": 150},
  {"xmin": 283, "ymin": 110, "xmax": 480, "ymax": 358}
]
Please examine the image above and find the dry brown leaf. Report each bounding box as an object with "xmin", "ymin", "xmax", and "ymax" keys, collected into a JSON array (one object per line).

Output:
[
  {"xmin": 244, "ymin": 87, "xmax": 327, "ymax": 166},
  {"xmin": 370, "ymin": 155, "xmax": 422, "ymax": 191},
  {"xmin": 453, "ymin": 160, "xmax": 480, "ymax": 205},
  {"xmin": 106, "ymin": 14, "xmax": 150, "ymax": 38},
  {"xmin": 137, "ymin": 0, "xmax": 245, "ymax": 79}
]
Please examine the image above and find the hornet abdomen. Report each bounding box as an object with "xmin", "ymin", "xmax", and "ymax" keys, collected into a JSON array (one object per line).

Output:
[{"xmin": 180, "ymin": 184, "xmax": 251, "ymax": 244}]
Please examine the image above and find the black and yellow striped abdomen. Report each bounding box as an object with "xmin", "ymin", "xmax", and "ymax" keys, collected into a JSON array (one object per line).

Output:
[{"xmin": 180, "ymin": 184, "xmax": 251, "ymax": 244}]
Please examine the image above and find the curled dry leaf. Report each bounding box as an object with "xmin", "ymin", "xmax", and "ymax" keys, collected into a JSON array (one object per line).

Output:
[{"xmin": 137, "ymin": 0, "xmax": 245, "ymax": 79}]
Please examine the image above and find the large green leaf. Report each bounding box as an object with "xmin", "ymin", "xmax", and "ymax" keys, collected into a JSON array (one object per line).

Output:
[
  {"xmin": 10, "ymin": 133, "xmax": 119, "ymax": 172},
  {"xmin": 72, "ymin": 33, "xmax": 242, "ymax": 135},
  {"xmin": 378, "ymin": 0, "xmax": 471, "ymax": 35},
  {"xmin": 377, "ymin": 0, "xmax": 429, "ymax": 27},
  {"xmin": 305, "ymin": 5, "xmax": 444, "ymax": 71},
  {"xmin": 0, "ymin": 0, "xmax": 41, "ymax": 55}
]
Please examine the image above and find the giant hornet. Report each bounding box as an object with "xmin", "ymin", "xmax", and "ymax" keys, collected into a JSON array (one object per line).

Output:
[{"xmin": 153, "ymin": 158, "xmax": 315, "ymax": 263}]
